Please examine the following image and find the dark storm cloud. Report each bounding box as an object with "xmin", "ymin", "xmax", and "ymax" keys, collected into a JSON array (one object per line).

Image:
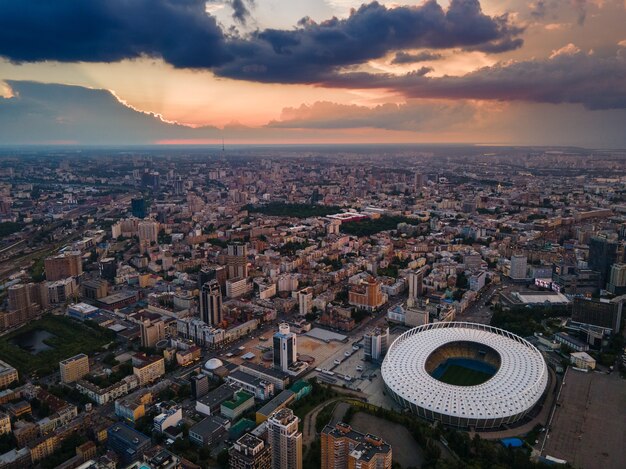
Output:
[
  {"xmin": 230, "ymin": 0, "xmax": 254, "ymax": 24},
  {"xmin": 320, "ymin": 51, "xmax": 626, "ymax": 110},
  {"xmin": 0, "ymin": 0, "xmax": 522, "ymax": 82},
  {"xmin": 391, "ymin": 51, "xmax": 443, "ymax": 64},
  {"xmin": 216, "ymin": 0, "xmax": 524, "ymax": 82},
  {"xmin": 0, "ymin": 0, "xmax": 230, "ymax": 67}
]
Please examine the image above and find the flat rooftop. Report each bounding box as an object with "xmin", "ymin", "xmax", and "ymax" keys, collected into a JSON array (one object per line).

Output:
[{"xmin": 542, "ymin": 369, "xmax": 625, "ymax": 469}]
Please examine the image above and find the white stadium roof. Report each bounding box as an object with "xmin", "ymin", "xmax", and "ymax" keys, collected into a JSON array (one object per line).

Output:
[{"xmin": 382, "ymin": 322, "xmax": 548, "ymax": 427}]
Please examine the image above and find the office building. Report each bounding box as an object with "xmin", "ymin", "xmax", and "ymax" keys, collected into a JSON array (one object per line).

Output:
[
  {"xmin": 131, "ymin": 197, "xmax": 147, "ymax": 218},
  {"xmin": 227, "ymin": 243, "xmax": 249, "ymax": 279},
  {"xmin": 200, "ymin": 280, "xmax": 223, "ymax": 326},
  {"xmin": 509, "ymin": 255, "xmax": 528, "ymax": 280},
  {"xmin": 589, "ymin": 237, "xmax": 625, "ymax": 289},
  {"xmin": 44, "ymin": 251, "xmax": 82, "ymax": 281},
  {"xmin": 189, "ymin": 416, "xmax": 229, "ymax": 447},
  {"xmin": 80, "ymin": 278, "xmax": 109, "ymax": 300},
  {"xmin": 191, "ymin": 373, "xmax": 210, "ymax": 399},
  {"xmin": 363, "ymin": 327, "xmax": 389, "ymax": 362},
  {"xmin": 229, "ymin": 433, "xmax": 272, "ymax": 469},
  {"xmin": 571, "ymin": 295, "xmax": 624, "ymax": 334},
  {"xmin": 0, "ymin": 360, "xmax": 18, "ymax": 389},
  {"xmin": 267, "ymin": 408, "xmax": 302, "ymax": 469},
  {"xmin": 273, "ymin": 323, "xmax": 296, "ymax": 372},
  {"xmin": 140, "ymin": 318, "xmax": 165, "ymax": 348},
  {"xmin": 60, "ymin": 353, "xmax": 90, "ymax": 384},
  {"xmin": 99, "ymin": 257, "xmax": 118, "ymax": 280},
  {"xmin": 607, "ymin": 263, "xmax": 626, "ymax": 295},
  {"xmin": 321, "ymin": 422, "xmax": 392, "ymax": 469},
  {"xmin": 107, "ymin": 423, "xmax": 151, "ymax": 465}
]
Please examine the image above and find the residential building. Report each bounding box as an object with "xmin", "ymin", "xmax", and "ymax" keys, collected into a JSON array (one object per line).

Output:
[
  {"xmin": 349, "ymin": 276, "xmax": 386, "ymax": 312},
  {"xmin": 44, "ymin": 251, "xmax": 82, "ymax": 281},
  {"xmin": 0, "ymin": 413, "xmax": 10, "ymax": 436},
  {"xmin": 132, "ymin": 354, "xmax": 165, "ymax": 386},
  {"xmin": 297, "ymin": 287, "xmax": 313, "ymax": 317},
  {"xmin": 229, "ymin": 433, "xmax": 272, "ymax": 469},
  {"xmin": 321, "ymin": 422, "xmax": 392, "ymax": 469},
  {"xmin": 60, "ymin": 353, "xmax": 90, "ymax": 384},
  {"xmin": 267, "ymin": 408, "xmax": 302, "ymax": 469},
  {"xmin": 140, "ymin": 318, "xmax": 165, "ymax": 348},
  {"xmin": 0, "ymin": 360, "xmax": 18, "ymax": 389}
]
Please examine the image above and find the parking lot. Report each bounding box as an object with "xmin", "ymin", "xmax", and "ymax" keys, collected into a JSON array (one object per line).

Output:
[{"xmin": 311, "ymin": 327, "xmax": 402, "ymax": 410}]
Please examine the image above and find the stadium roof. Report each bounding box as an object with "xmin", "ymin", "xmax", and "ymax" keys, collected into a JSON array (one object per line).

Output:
[{"xmin": 382, "ymin": 322, "xmax": 548, "ymax": 422}]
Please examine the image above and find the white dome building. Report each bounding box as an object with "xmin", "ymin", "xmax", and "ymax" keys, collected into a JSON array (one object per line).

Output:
[{"xmin": 204, "ymin": 358, "xmax": 224, "ymax": 372}]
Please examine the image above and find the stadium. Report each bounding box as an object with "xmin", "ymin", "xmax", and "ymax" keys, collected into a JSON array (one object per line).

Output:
[{"xmin": 382, "ymin": 322, "xmax": 548, "ymax": 430}]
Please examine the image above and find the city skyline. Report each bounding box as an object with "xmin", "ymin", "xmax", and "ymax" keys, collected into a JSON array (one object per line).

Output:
[{"xmin": 1, "ymin": 0, "xmax": 626, "ymax": 146}]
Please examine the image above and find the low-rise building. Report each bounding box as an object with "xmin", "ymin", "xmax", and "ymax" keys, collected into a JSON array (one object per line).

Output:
[
  {"xmin": 570, "ymin": 351, "xmax": 596, "ymax": 370},
  {"xmin": 189, "ymin": 416, "xmax": 230, "ymax": 447},
  {"xmin": 0, "ymin": 360, "xmax": 18, "ymax": 389},
  {"xmin": 220, "ymin": 390, "xmax": 255, "ymax": 420}
]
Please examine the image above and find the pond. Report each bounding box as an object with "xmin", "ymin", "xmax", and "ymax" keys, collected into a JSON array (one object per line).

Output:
[{"xmin": 10, "ymin": 329, "xmax": 57, "ymax": 354}]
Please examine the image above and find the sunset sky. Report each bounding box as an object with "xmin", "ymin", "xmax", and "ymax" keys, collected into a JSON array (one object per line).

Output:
[{"xmin": 1, "ymin": 0, "xmax": 626, "ymax": 146}]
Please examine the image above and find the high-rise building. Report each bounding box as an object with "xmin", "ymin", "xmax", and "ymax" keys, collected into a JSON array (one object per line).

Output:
[
  {"xmin": 131, "ymin": 197, "xmax": 147, "ymax": 218},
  {"xmin": 200, "ymin": 280, "xmax": 223, "ymax": 327},
  {"xmin": 297, "ymin": 287, "xmax": 313, "ymax": 317},
  {"xmin": 99, "ymin": 257, "xmax": 118, "ymax": 280},
  {"xmin": 273, "ymin": 323, "xmax": 296, "ymax": 372},
  {"xmin": 227, "ymin": 243, "xmax": 249, "ymax": 280},
  {"xmin": 363, "ymin": 327, "xmax": 389, "ymax": 363},
  {"xmin": 607, "ymin": 263, "xmax": 626, "ymax": 295},
  {"xmin": 407, "ymin": 268, "xmax": 425, "ymax": 306},
  {"xmin": 60, "ymin": 353, "xmax": 90, "ymax": 383},
  {"xmin": 229, "ymin": 433, "xmax": 272, "ymax": 469},
  {"xmin": 44, "ymin": 251, "xmax": 82, "ymax": 281},
  {"xmin": 321, "ymin": 423, "xmax": 392, "ymax": 469},
  {"xmin": 267, "ymin": 409, "xmax": 302, "ymax": 469},
  {"xmin": 588, "ymin": 237, "xmax": 625, "ymax": 289},
  {"xmin": 509, "ymin": 254, "xmax": 528, "ymax": 280},
  {"xmin": 140, "ymin": 319, "xmax": 165, "ymax": 348},
  {"xmin": 191, "ymin": 374, "xmax": 210, "ymax": 399}
]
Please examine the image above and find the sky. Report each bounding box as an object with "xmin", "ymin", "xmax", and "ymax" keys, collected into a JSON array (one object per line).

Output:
[{"xmin": 1, "ymin": 0, "xmax": 626, "ymax": 147}]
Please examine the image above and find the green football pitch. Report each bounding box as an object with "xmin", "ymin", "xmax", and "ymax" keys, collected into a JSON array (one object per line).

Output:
[{"xmin": 438, "ymin": 364, "xmax": 494, "ymax": 386}]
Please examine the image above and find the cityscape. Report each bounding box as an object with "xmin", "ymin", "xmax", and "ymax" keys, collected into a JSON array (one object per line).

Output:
[{"xmin": 1, "ymin": 1, "xmax": 626, "ymax": 469}]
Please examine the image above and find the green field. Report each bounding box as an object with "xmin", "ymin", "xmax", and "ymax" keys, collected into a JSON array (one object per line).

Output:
[
  {"xmin": 438, "ymin": 364, "xmax": 494, "ymax": 386},
  {"xmin": 0, "ymin": 315, "xmax": 115, "ymax": 376}
]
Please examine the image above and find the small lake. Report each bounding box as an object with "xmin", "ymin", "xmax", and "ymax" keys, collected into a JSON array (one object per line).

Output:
[{"xmin": 10, "ymin": 329, "xmax": 57, "ymax": 354}]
